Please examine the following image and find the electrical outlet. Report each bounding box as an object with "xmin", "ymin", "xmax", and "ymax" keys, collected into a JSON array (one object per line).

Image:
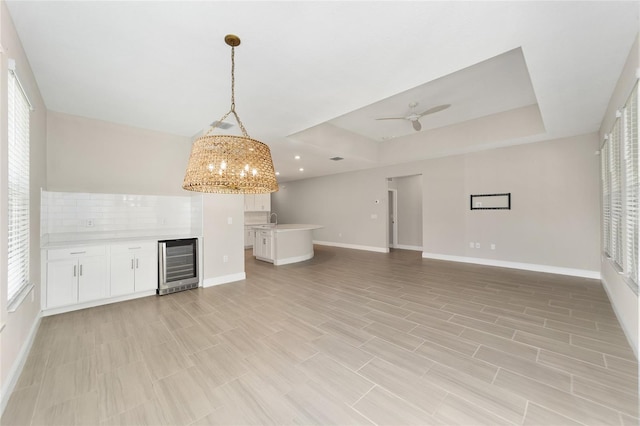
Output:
[
  {"xmin": 371, "ymin": 214, "xmax": 378, "ymax": 219},
  {"xmin": 223, "ymin": 255, "xmax": 228, "ymax": 263},
  {"xmin": 338, "ymin": 233, "xmax": 342, "ymax": 238},
  {"xmin": 227, "ymin": 217, "xmax": 233, "ymax": 225},
  {"xmin": 86, "ymin": 219, "xmax": 94, "ymax": 227},
  {"xmin": 475, "ymin": 242, "xmax": 481, "ymax": 249},
  {"xmin": 469, "ymin": 242, "xmax": 474, "ymax": 248},
  {"xmin": 491, "ymin": 244, "xmax": 496, "ymax": 250}
]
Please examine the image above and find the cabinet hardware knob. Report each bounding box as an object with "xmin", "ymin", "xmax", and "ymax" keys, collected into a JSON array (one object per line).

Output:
[
  {"xmin": 131, "ymin": 259, "xmax": 134, "ymax": 269},
  {"xmin": 73, "ymin": 265, "xmax": 77, "ymax": 277},
  {"xmin": 70, "ymin": 251, "xmax": 86, "ymax": 255},
  {"xmin": 80, "ymin": 264, "xmax": 83, "ymax": 276}
]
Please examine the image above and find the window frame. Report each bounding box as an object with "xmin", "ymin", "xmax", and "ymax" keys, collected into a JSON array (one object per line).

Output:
[
  {"xmin": 601, "ymin": 82, "xmax": 639, "ymax": 294},
  {"xmin": 6, "ymin": 63, "xmax": 32, "ymax": 307}
]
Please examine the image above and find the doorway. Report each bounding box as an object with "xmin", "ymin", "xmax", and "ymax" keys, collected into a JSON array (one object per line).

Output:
[{"xmin": 387, "ymin": 175, "xmax": 423, "ymax": 251}]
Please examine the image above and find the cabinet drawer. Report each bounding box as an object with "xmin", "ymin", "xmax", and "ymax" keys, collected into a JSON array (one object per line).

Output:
[
  {"xmin": 110, "ymin": 241, "xmax": 157, "ymax": 254},
  {"xmin": 48, "ymin": 245, "xmax": 106, "ymax": 260}
]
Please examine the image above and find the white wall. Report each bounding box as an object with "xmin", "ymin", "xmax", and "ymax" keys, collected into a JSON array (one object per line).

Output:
[
  {"xmin": 0, "ymin": 0, "xmax": 47, "ymax": 412},
  {"xmin": 274, "ymin": 170, "xmax": 390, "ymax": 251},
  {"xmin": 598, "ymin": 34, "xmax": 639, "ymax": 356},
  {"xmin": 46, "ymin": 111, "xmax": 191, "ymax": 196},
  {"xmin": 201, "ymin": 194, "xmax": 245, "ymax": 287},
  {"xmin": 273, "ymin": 132, "xmax": 601, "ymax": 276},
  {"xmin": 424, "ymin": 134, "xmax": 601, "ymax": 274}
]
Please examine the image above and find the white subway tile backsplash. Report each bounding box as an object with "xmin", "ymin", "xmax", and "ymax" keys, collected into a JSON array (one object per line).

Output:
[{"xmin": 41, "ymin": 190, "xmax": 199, "ymax": 242}]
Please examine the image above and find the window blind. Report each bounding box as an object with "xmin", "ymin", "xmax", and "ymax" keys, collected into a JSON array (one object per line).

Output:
[
  {"xmin": 602, "ymin": 141, "xmax": 611, "ymax": 256},
  {"xmin": 7, "ymin": 69, "xmax": 30, "ymax": 304},
  {"xmin": 623, "ymin": 84, "xmax": 638, "ymax": 286},
  {"xmin": 610, "ymin": 118, "xmax": 623, "ymax": 269}
]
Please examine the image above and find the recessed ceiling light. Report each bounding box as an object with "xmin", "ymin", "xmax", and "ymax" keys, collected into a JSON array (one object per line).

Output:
[
  {"xmin": 294, "ymin": 155, "xmax": 301, "ymax": 160},
  {"xmin": 299, "ymin": 168, "xmax": 304, "ymax": 172},
  {"xmin": 275, "ymin": 171, "xmax": 280, "ymax": 176}
]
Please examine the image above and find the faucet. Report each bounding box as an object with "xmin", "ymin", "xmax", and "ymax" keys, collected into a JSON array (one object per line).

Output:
[{"xmin": 269, "ymin": 212, "xmax": 278, "ymax": 226}]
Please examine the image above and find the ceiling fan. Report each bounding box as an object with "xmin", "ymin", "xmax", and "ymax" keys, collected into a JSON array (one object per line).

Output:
[{"xmin": 376, "ymin": 102, "xmax": 451, "ymax": 131}]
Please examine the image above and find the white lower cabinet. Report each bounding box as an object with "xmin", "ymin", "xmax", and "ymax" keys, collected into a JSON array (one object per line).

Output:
[
  {"xmin": 46, "ymin": 259, "xmax": 78, "ymax": 308},
  {"xmin": 109, "ymin": 242, "xmax": 158, "ymax": 296},
  {"xmin": 244, "ymin": 227, "xmax": 255, "ymax": 248},
  {"xmin": 46, "ymin": 246, "xmax": 108, "ymax": 309},
  {"xmin": 78, "ymin": 256, "xmax": 109, "ymax": 302},
  {"xmin": 45, "ymin": 240, "xmax": 159, "ymax": 312}
]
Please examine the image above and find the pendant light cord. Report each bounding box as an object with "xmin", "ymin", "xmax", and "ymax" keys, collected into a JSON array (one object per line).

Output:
[
  {"xmin": 230, "ymin": 46, "xmax": 236, "ymax": 112},
  {"xmin": 206, "ymin": 45, "xmax": 250, "ymax": 138}
]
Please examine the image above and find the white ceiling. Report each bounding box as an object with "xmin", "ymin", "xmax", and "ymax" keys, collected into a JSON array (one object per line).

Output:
[
  {"xmin": 5, "ymin": 1, "xmax": 639, "ymax": 183},
  {"xmin": 329, "ymin": 48, "xmax": 537, "ymax": 141}
]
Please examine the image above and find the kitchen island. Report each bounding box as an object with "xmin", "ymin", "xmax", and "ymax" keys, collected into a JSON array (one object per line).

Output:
[{"xmin": 252, "ymin": 224, "xmax": 322, "ymax": 265}]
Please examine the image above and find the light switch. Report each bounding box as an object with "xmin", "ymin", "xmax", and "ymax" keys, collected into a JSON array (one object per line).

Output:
[
  {"xmin": 371, "ymin": 214, "xmax": 378, "ymax": 219},
  {"xmin": 227, "ymin": 217, "xmax": 233, "ymax": 225}
]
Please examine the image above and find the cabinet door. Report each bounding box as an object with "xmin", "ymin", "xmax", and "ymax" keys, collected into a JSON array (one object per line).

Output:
[
  {"xmin": 78, "ymin": 256, "xmax": 108, "ymax": 303},
  {"xmin": 255, "ymin": 194, "xmax": 271, "ymax": 211},
  {"xmin": 244, "ymin": 194, "xmax": 255, "ymax": 211},
  {"xmin": 253, "ymin": 235, "xmax": 260, "ymax": 256},
  {"xmin": 264, "ymin": 235, "xmax": 273, "ymax": 260},
  {"xmin": 244, "ymin": 228, "xmax": 254, "ymax": 248},
  {"xmin": 46, "ymin": 260, "xmax": 78, "ymax": 308},
  {"xmin": 255, "ymin": 233, "xmax": 266, "ymax": 258},
  {"xmin": 110, "ymin": 253, "xmax": 135, "ymax": 296},
  {"xmin": 134, "ymin": 251, "xmax": 158, "ymax": 292}
]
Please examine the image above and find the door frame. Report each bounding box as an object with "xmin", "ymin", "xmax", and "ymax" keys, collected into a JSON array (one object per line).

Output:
[{"xmin": 388, "ymin": 188, "xmax": 398, "ymax": 249}]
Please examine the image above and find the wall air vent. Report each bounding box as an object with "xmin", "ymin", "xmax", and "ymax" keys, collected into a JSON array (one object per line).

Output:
[
  {"xmin": 329, "ymin": 157, "xmax": 344, "ymax": 161},
  {"xmin": 210, "ymin": 121, "xmax": 234, "ymax": 129}
]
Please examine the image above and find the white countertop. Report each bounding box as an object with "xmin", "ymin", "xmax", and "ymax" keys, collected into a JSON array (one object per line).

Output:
[
  {"xmin": 41, "ymin": 234, "xmax": 201, "ymax": 249},
  {"xmin": 251, "ymin": 224, "xmax": 322, "ymax": 233}
]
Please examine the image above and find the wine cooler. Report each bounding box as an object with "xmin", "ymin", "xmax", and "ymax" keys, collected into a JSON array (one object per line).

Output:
[{"xmin": 157, "ymin": 238, "xmax": 199, "ymax": 295}]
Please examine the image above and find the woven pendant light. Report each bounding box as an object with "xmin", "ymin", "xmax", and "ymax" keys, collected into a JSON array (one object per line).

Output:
[{"xmin": 183, "ymin": 35, "xmax": 278, "ymax": 194}]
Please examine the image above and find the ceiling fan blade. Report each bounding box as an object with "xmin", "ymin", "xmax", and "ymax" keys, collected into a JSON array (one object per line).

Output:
[
  {"xmin": 375, "ymin": 117, "xmax": 407, "ymax": 121},
  {"xmin": 418, "ymin": 104, "xmax": 451, "ymax": 117},
  {"xmin": 412, "ymin": 120, "xmax": 422, "ymax": 131}
]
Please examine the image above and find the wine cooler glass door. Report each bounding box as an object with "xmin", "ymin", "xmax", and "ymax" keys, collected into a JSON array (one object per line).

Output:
[{"xmin": 158, "ymin": 238, "xmax": 198, "ymax": 295}]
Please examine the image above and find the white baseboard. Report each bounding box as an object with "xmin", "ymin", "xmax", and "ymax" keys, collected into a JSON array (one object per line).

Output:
[
  {"xmin": 314, "ymin": 240, "xmax": 389, "ymax": 253},
  {"xmin": 274, "ymin": 253, "xmax": 314, "ymax": 266},
  {"xmin": 203, "ymin": 272, "xmax": 246, "ymax": 287},
  {"xmin": 421, "ymin": 252, "xmax": 601, "ymax": 280},
  {"xmin": 600, "ymin": 274, "xmax": 638, "ymax": 359},
  {"xmin": 1, "ymin": 312, "xmax": 42, "ymax": 415},
  {"xmin": 394, "ymin": 244, "xmax": 423, "ymax": 251}
]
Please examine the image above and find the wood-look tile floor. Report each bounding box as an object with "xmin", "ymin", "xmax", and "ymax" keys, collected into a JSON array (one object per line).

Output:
[{"xmin": 3, "ymin": 246, "xmax": 638, "ymax": 425}]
